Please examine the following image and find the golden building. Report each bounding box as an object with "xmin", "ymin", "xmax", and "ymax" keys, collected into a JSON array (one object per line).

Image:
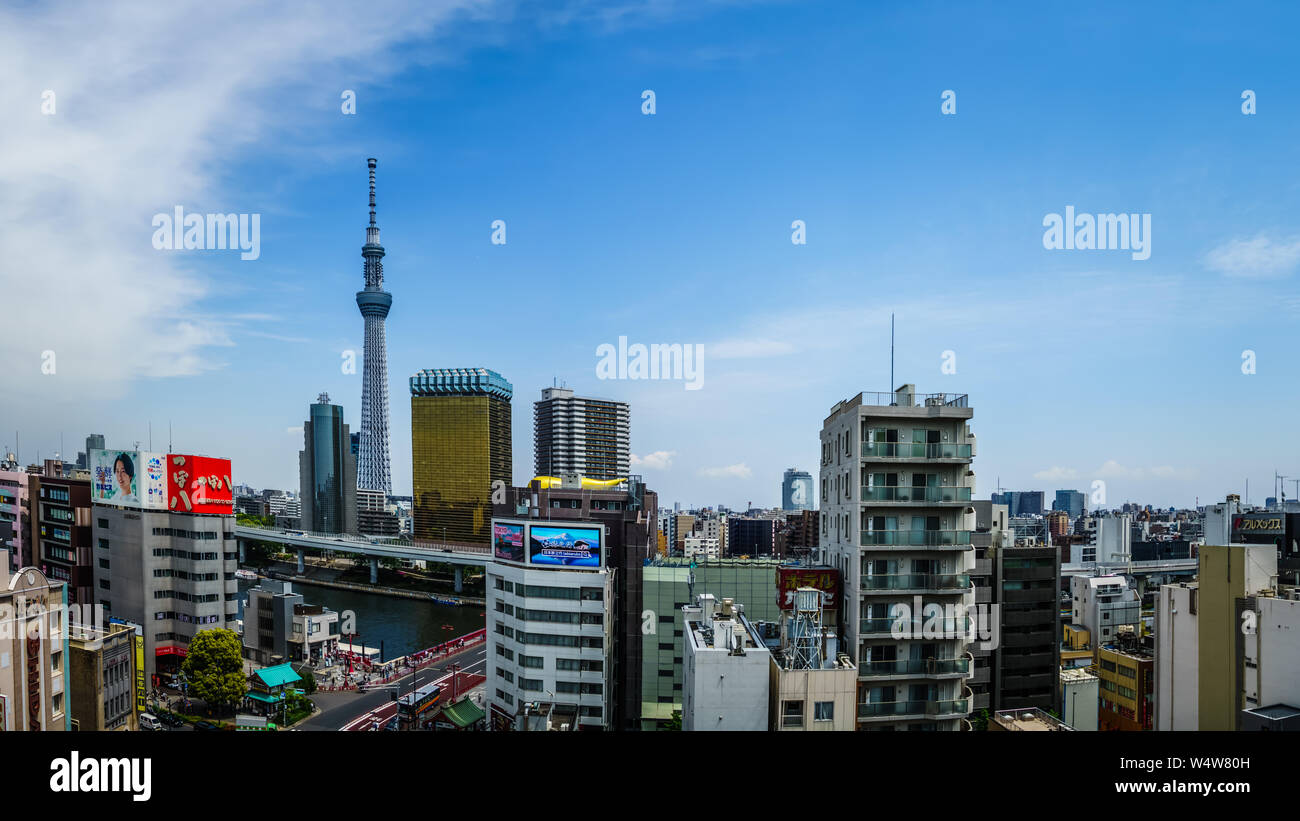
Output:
[{"xmin": 410, "ymin": 368, "xmax": 513, "ymax": 545}]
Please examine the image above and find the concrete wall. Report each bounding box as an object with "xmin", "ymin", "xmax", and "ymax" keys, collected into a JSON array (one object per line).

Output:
[{"xmin": 1155, "ymin": 583, "xmax": 1198, "ymax": 731}]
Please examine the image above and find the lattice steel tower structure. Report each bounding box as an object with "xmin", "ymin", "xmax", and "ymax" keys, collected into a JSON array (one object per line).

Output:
[{"xmin": 356, "ymin": 158, "xmax": 393, "ymax": 494}]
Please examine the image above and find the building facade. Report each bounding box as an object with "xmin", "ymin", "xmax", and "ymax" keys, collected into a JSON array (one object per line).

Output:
[
  {"xmin": 819, "ymin": 384, "xmax": 976, "ymax": 730},
  {"xmin": 682, "ymin": 594, "xmax": 770, "ymax": 731},
  {"xmin": 0, "ymin": 555, "xmax": 67, "ymax": 731},
  {"xmin": 29, "ymin": 463, "xmax": 93, "ymax": 605},
  {"xmin": 299, "ymin": 393, "xmax": 358, "ymax": 535},
  {"xmin": 782, "ymin": 468, "xmax": 814, "ymax": 512},
  {"xmin": 485, "ymin": 519, "xmax": 614, "ymax": 731},
  {"xmin": 411, "ymin": 368, "xmax": 513, "ymax": 545},
  {"xmin": 533, "ymin": 387, "xmax": 630, "ymax": 481},
  {"xmin": 68, "ymin": 621, "xmax": 137, "ymax": 731}
]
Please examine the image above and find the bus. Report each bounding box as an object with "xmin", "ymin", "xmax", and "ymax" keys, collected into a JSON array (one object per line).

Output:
[{"xmin": 395, "ymin": 683, "xmax": 441, "ymax": 730}]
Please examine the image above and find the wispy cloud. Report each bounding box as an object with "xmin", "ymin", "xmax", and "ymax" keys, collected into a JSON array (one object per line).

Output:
[
  {"xmin": 631, "ymin": 450, "xmax": 675, "ymax": 470},
  {"xmin": 699, "ymin": 462, "xmax": 752, "ymax": 479},
  {"xmin": 1205, "ymin": 234, "xmax": 1300, "ymax": 278},
  {"xmin": 1033, "ymin": 466, "xmax": 1079, "ymax": 481}
]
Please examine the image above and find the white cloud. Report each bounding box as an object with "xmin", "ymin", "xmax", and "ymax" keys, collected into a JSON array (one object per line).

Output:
[
  {"xmin": 286, "ymin": 427, "xmax": 303, "ymax": 435},
  {"xmin": 631, "ymin": 450, "xmax": 675, "ymax": 470},
  {"xmin": 1205, "ymin": 234, "xmax": 1300, "ymax": 278},
  {"xmin": 1033, "ymin": 466, "xmax": 1079, "ymax": 481},
  {"xmin": 1091, "ymin": 461, "xmax": 1194, "ymax": 481},
  {"xmin": 0, "ymin": 0, "xmax": 491, "ymax": 402},
  {"xmin": 699, "ymin": 463, "xmax": 751, "ymax": 479}
]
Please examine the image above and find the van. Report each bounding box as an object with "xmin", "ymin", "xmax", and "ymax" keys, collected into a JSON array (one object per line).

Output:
[{"xmin": 139, "ymin": 713, "xmax": 162, "ymax": 731}]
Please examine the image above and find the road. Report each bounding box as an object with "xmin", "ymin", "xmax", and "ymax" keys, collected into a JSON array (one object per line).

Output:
[{"xmin": 295, "ymin": 644, "xmax": 487, "ymax": 731}]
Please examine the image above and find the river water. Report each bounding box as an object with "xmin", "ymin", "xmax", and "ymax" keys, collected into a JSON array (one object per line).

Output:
[{"xmin": 236, "ymin": 578, "xmax": 485, "ymax": 661}]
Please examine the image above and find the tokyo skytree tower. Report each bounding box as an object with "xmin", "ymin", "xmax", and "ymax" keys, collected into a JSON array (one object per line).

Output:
[{"xmin": 355, "ymin": 158, "xmax": 392, "ymax": 494}]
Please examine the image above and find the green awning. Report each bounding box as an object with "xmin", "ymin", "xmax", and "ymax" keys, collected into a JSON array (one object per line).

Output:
[
  {"xmin": 441, "ymin": 698, "xmax": 485, "ymax": 728},
  {"xmin": 246, "ymin": 691, "xmax": 283, "ymax": 703}
]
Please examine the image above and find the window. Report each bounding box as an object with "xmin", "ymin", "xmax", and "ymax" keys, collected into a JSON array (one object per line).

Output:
[
  {"xmin": 814, "ymin": 701, "xmax": 834, "ymax": 722},
  {"xmin": 782, "ymin": 701, "xmax": 804, "ymax": 728},
  {"xmin": 555, "ymin": 681, "xmax": 579, "ymax": 694},
  {"xmin": 556, "ymin": 658, "xmax": 579, "ymax": 672},
  {"xmin": 519, "ymin": 655, "xmax": 543, "ymax": 669},
  {"xmin": 97, "ymin": 518, "xmax": 109, "ymax": 529},
  {"xmin": 520, "ymin": 678, "xmax": 544, "ymax": 692}
]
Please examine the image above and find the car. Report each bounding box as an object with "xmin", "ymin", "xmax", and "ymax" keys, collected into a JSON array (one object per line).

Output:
[
  {"xmin": 139, "ymin": 713, "xmax": 162, "ymax": 731},
  {"xmin": 193, "ymin": 721, "xmax": 219, "ymax": 731},
  {"xmin": 159, "ymin": 713, "xmax": 184, "ymax": 728}
]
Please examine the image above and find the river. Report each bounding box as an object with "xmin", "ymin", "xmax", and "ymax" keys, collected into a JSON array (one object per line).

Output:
[{"xmin": 237, "ymin": 578, "xmax": 485, "ymax": 661}]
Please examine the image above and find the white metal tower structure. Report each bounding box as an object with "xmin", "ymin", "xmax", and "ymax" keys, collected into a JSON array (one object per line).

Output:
[
  {"xmin": 786, "ymin": 587, "xmax": 824, "ymax": 670},
  {"xmin": 356, "ymin": 158, "xmax": 393, "ymax": 494}
]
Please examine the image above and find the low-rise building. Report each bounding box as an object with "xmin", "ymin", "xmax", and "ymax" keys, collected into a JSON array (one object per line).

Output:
[
  {"xmin": 769, "ymin": 587, "xmax": 855, "ymax": 731},
  {"xmin": 990, "ymin": 706, "xmax": 1074, "ymax": 731},
  {"xmin": 68, "ymin": 621, "xmax": 138, "ymax": 731},
  {"xmin": 0, "ymin": 553, "xmax": 67, "ymax": 730},
  {"xmin": 682, "ymin": 594, "xmax": 770, "ymax": 731},
  {"xmin": 1060, "ymin": 667, "xmax": 1098, "ymax": 731},
  {"xmin": 1096, "ymin": 632, "xmax": 1154, "ymax": 731}
]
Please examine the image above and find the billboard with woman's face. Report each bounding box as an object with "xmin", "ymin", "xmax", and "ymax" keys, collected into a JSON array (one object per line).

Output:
[
  {"xmin": 90, "ymin": 450, "xmax": 166, "ymax": 510},
  {"xmin": 527, "ymin": 525, "xmax": 602, "ymax": 567}
]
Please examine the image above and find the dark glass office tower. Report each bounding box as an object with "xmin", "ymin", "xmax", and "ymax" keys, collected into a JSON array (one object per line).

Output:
[
  {"xmin": 299, "ymin": 393, "xmax": 357, "ymax": 534},
  {"xmin": 410, "ymin": 368, "xmax": 512, "ymax": 545}
]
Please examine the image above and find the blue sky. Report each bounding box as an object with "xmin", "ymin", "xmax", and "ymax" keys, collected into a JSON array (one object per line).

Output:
[{"xmin": 4, "ymin": 0, "xmax": 1300, "ymax": 510}]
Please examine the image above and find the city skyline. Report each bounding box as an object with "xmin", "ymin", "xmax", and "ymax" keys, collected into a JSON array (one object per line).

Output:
[{"xmin": 4, "ymin": 1, "xmax": 1300, "ymax": 511}]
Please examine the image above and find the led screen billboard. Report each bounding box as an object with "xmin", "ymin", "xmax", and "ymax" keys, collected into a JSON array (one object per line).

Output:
[
  {"xmin": 528, "ymin": 524, "xmax": 602, "ymax": 567},
  {"xmin": 166, "ymin": 454, "xmax": 234, "ymax": 514},
  {"xmin": 90, "ymin": 450, "xmax": 167, "ymax": 510},
  {"xmin": 493, "ymin": 521, "xmax": 526, "ymax": 563}
]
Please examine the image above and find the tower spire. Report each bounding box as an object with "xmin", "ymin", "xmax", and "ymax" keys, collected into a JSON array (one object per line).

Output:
[
  {"xmin": 356, "ymin": 157, "xmax": 393, "ymax": 495},
  {"xmin": 368, "ymin": 157, "xmax": 377, "ymax": 227}
]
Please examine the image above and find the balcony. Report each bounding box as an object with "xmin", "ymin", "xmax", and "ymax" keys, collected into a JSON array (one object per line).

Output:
[
  {"xmin": 859, "ymin": 573, "xmax": 971, "ymax": 593},
  {"xmin": 860, "ymin": 486, "xmax": 972, "ymax": 504},
  {"xmin": 862, "ymin": 442, "xmax": 973, "ymax": 461},
  {"xmin": 860, "ymin": 530, "xmax": 972, "ymax": 548},
  {"xmin": 859, "ymin": 616, "xmax": 971, "ymax": 637},
  {"xmin": 858, "ymin": 658, "xmax": 970, "ymax": 679},
  {"xmin": 857, "ymin": 698, "xmax": 970, "ymax": 721}
]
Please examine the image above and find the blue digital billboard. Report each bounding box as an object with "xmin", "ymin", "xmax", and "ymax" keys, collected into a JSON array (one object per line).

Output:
[{"xmin": 527, "ymin": 525, "xmax": 602, "ymax": 567}]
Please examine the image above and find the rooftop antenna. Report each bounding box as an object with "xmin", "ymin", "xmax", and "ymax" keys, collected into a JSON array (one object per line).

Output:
[
  {"xmin": 890, "ymin": 312, "xmax": 895, "ymax": 392},
  {"xmin": 169, "ymin": 421, "xmax": 173, "ymax": 453}
]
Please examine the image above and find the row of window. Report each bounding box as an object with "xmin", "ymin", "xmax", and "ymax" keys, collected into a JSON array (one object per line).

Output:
[
  {"xmin": 154, "ymin": 611, "xmax": 221, "ymax": 625},
  {"xmin": 152, "ymin": 590, "xmax": 221, "ymax": 603},
  {"xmin": 152, "ymin": 569, "xmax": 220, "ymax": 581},
  {"xmin": 491, "ymin": 578, "xmax": 603, "ymax": 601}
]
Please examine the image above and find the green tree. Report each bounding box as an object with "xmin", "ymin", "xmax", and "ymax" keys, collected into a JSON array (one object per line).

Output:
[
  {"xmin": 182, "ymin": 629, "xmax": 247, "ymax": 716},
  {"xmin": 970, "ymin": 708, "xmax": 991, "ymax": 731},
  {"xmin": 661, "ymin": 710, "xmax": 682, "ymax": 731},
  {"xmin": 293, "ymin": 664, "xmax": 317, "ymax": 694}
]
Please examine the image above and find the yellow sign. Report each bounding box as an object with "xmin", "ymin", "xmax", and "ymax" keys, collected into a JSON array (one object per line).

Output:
[
  {"xmin": 1240, "ymin": 518, "xmax": 1283, "ymax": 532},
  {"xmin": 135, "ymin": 635, "xmax": 146, "ymax": 712}
]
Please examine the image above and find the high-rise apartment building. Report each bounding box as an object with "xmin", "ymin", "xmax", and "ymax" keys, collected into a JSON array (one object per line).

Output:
[
  {"xmin": 533, "ymin": 387, "xmax": 630, "ymax": 480},
  {"xmin": 819, "ymin": 384, "xmax": 976, "ymax": 730},
  {"xmin": 411, "ymin": 368, "xmax": 513, "ymax": 544},
  {"xmin": 0, "ymin": 457, "xmax": 29, "ymax": 569},
  {"xmin": 782, "ymin": 468, "xmax": 814, "ymax": 512},
  {"xmin": 356, "ymin": 158, "xmax": 393, "ymax": 495},
  {"xmin": 299, "ymin": 393, "xmax": 358, "ymax": 535}
]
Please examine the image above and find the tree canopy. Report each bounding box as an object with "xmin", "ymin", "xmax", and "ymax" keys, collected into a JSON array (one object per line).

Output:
[{"xmin": 181, "ymin": 628, "xmax": 247, "ymax": 714}]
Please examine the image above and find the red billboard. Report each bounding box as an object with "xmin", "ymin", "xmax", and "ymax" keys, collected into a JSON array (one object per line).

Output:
[
  {"xmin": 165, "ymin": 454, "xmax": 234, "ymax": 515},
  {"xmin": 776, "ymin": 567, "xmax": 840, "ymax": 610}
]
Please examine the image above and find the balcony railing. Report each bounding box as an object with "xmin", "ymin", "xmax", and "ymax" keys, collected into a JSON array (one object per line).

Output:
[
  {"xmin": 858, "ymin": 658, "xmax": 970, "ymax": 677},
  {"xmin": 859, "ymin": 573, "xmax": 971, "ymax": 592},
  {"xmin": 861, "ymin": 486, "xmax": 972, "ymax": 503},
  {"xmin": 859, "ymin": 616, "xmax": 972, "ymax": 636},
  {"xmin": 855, "ymin": 392, "xmax": 969, "ymax": 408},
  {"xmin": 863, "ymin": 443, "xmax": 972, "ymax": 460},
  {"xmin": 857, "ymin": 698, "xmax": 970, "ymax": 719},
  {"xmin": 860, "ymin": 530, "xmax": 971, "ymax": 547}
]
